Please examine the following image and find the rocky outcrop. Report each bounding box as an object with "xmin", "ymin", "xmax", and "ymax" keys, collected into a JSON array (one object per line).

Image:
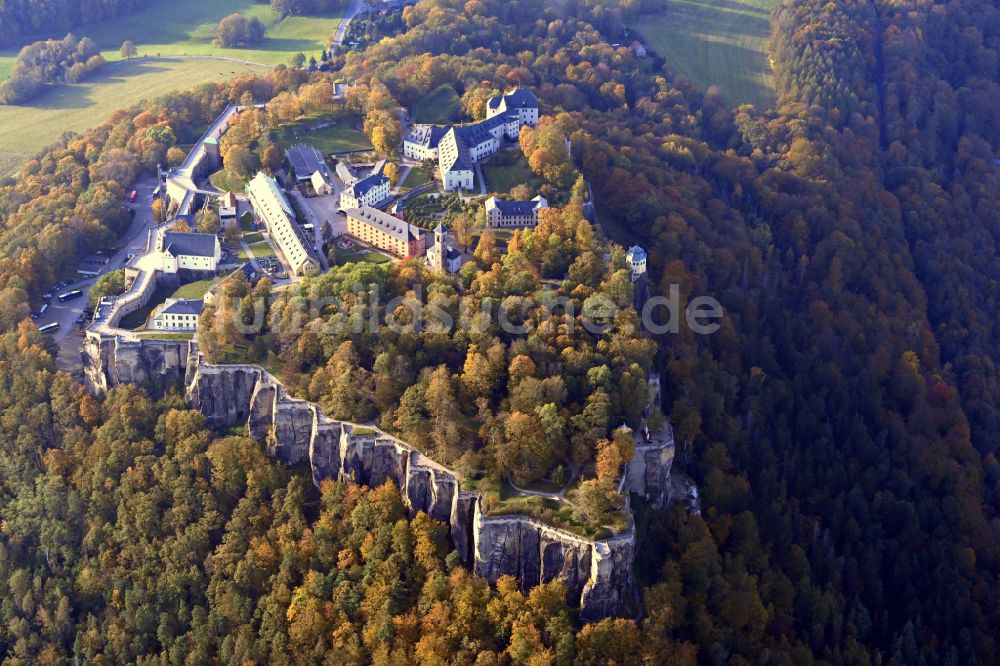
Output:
[
  {"xmin": 621, "ymin": 439, "xmax": 675, "ymax": 508},
  {"xmin": 618, "ymin": 372, "xmax": 675, "ymax": 508},
  {"xmin": 84, "ymin": 332, "xmax": 196, "ymax": 395},
  {"xmin": 183, "ymin": 360, "xmax": 636, "ymax": 620}
]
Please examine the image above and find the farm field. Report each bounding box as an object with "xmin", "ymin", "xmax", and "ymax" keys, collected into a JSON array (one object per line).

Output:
[
  {"xmin": 412, "ymin": 84, "xmax": 461, "ymax": 124},
  {"xmin": 0, "ymin": 0, "xmax": 341, "ymax": 76},
  {"xmin": 0, "ymin": 57, "xmax": 270, "ymax": 177},
  {"xmin": 634, "ymin": 0, "xmax": 778, "ymax": 110}
]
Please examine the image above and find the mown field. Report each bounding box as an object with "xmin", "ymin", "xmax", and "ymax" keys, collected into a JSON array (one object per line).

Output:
[
  {"xmin": 634, "ymin": 0, "xmax": 778, "ymax": 110},
  {"xmin": 0, "ymin": 0, "xmax": 340, "ymax": 75},
  {"xmin": 0, "ymin": 58, "xmax": 269, "ymax": 177},
  {"xmin": 0, "ymin": 0, "xmax": 343, "ymax": 176}
]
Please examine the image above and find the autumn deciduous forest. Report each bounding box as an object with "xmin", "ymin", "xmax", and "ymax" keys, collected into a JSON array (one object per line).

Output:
[{"xmin": 0, "ymin": 0, "xmax": 999, "ymax": 663}]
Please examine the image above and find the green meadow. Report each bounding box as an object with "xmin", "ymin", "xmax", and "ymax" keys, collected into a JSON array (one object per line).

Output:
[
  {"xmin": 0, "ymin": 58, "xmax": 270, "ymax": 177},
  {"xmin": 634, "ymin": 0, "xmax": 779, "ymax": 110},
  {"xmin": 0, "ymin": 0, "xmax": 344, "ymax": 176}
]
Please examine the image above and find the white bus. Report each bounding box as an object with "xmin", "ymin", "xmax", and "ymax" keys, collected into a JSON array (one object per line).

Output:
[{"xmin": 38, "ymin": 322, "xmax": 60, "ymax": 334}]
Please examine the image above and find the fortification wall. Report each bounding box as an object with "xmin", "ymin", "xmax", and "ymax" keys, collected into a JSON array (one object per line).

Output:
[{"xmin": 184, "ymin": 361, "xmax": 653, "ymax": 620}]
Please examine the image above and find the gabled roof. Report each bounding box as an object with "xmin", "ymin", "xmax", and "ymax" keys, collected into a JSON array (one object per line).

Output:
[
  {"xmin": 346, "ymin": 206, "xmax": 420, "ymax": 242},
  {"xmin": 160, "ymin": 298, "xmax": 205, "ymax": 316},
  {"xmin": 247, "ymin": 172, "xmax": 295, "ymax": 218},
  {"xmin": 485, "ymin": 195, "xmax": 547, "ymax": 216},
  {"xmin": 286, "ymin": 144, "xmax": 325, "ymax": 177},
  {"xmin": 488, "ymin": 87, "xmax": 539, "ymax": 111},
  {"xmin": 336, "ymin": 162, "xmax": 356, "ymax": 183},
  {"xmin": 350, "ymin": 173, "xmax": 389, "ymax": 198},
  {"xmin": 163, "ymin": 231, "xmax": 217, "ymax": 258},
  {"xmin": 311, "ymin": 169, "xmax": 332, "ymax": 188},
  {"xmin": 439, "ymin": 128, "xmax": 472, "ymax": 173},
  {"xmin": 405, "ymin": 124, "xmax": 450, "ymax": 149}
]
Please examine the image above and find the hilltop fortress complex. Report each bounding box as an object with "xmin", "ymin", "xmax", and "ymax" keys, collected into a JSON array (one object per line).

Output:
[{"xmin": 82, "ymin": 99, "xmax": 675, "ymax": 621}]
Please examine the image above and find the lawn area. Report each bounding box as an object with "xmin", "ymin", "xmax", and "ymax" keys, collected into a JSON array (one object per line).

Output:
[
  {"xmin": 400, "ymin": 167, "xmax": 431, "ymax": 189},
  {"xmin": 412, "ymin": 84, "xmax": 461, "ymax": 125},
  {"xmin": 240, "ymin": 240, "xmax": 275, "ymax": 261},
  {"xmin": 137, "ymin": 332, "xmax": 195, "ymax": 341},
  {"xmin": 209, "ymin": 169, "xmax": 247, "ymax": 194},
  {"xmin": 171, "ymin": 278, "xmax": 219, "ymax": 299},
  {"xmin": 334, "ymin": 244, "xmax": 393, "ymax": 265},
  {"xmin": 483, "ymin": 154, "xmax": 544, "ymax": 194},
  {"xmin": 243, "ymin": 231, "xmax": 265, "ymax": 244},
  {"xmin": 633, "ymin": 0, "xmax": 779, "ymax": 109},
  {"xmin": 269, "ymin": 113, "xmax": 372, "ymax": 155},
  {"xmin": 0, "ymin": 57, "xmax": 270, "ymax": 177},
  {"xmin": 0, "ymin": 0, "xmax": 340, "ymax": 73}
]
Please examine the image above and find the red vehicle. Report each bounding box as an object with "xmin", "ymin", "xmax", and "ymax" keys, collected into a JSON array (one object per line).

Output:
[{"xmin": 128, "ymin": 190, "xmax": 138, "ymax": 202}]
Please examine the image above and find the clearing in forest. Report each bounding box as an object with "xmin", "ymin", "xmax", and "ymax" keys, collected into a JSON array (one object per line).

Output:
[{"xmin": 634, "ymin": 0, "xmax": 779, "ymax": 110}]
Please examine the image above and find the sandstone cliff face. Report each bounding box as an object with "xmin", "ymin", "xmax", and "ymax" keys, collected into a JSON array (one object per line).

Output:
[
  {"xmin": 84, "ymin": 332, "xmax": 196, "ymax": 395},
  {"xmin": 621, "ymin": 440, "xmax": 675, "ymax": 508},
  {"xmin": 183, "ymin": 360, "xmax": 637, "ymax": 620}
]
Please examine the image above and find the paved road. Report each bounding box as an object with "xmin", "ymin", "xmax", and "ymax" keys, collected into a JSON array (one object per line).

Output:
[
  {"xmin": 36, "ymin": 177, "xmax": 159, "ymax": 366},
  {"xmin": 288, "ymin": 188, "xmax": 335, "ymax": 271},
  {"xmin": 332, "ymin": 0, "xmax": 364, "ymax": 51}
]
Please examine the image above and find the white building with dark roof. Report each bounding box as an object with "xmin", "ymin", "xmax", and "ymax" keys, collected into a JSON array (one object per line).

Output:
[
  {"xmin": 484, "ymin": 195, "xmax": 548, "ymax": 228},
  {"xmin": 403, "ymin": 124, "xmax": 450, "ymax": 160},
  {"xmin": 405, "ymin": 88, "xmax": 539, "ymax": 191},
  {"xmin": 156, "ymin": 230, "xmax": 221, "ymax": 273},
  {"xmin": 626, "ymin": 245, "xmax": 647, "ymax": 282},
  {"xmin": 246, "ymin": 172, "xmax": 319, "ymax": 275},
  {"xmin": 149, "ymin": 298, "xmax": 204, "ymax": 331},
  {"xmin": 486, "ymin": 88, "xmax": 539, "ymax": 126},
  {"xmin": 311, "ymin": 170, "xmax": 334, "ymax": 196},
  {"xmin": 340, "ymin": 172, "xmax": 391, "ymax": 209},
  {"xmin": 438, "ymin": 128, "xmax": 475, "ymax": 191}
]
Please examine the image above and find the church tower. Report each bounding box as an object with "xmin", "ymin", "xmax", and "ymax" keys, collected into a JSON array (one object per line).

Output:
[{"xmin": 432, "ymin": 222, "xmax": 445, "ymax": 271}]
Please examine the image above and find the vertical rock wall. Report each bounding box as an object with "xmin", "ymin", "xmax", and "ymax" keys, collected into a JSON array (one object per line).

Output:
[
  {"xmin": 183, "ymin": 361, "xmax": 637, "ymax": 620},
  {"xmin": 84, "ymin": 332, "xmax": 196, "ymax": 396}
]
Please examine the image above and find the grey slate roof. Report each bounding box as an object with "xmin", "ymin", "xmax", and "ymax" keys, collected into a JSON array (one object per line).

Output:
[
  {"xmin": 490, "ymin": 199, "xmax": 541, "ymax": 216},
  {"xmin": 346, "ymin": 206, "xmax": 420, "ymax": 242},
  {"xmin": 161, "ymin": 299, "xmax": 205, "ymax": 316},
  {"xmin": 286, "ymin": 144, "xmax": 325, "ymax": 178},
  {"xmin": 406, "ymin": 124, "xmax": 450, "ymax": 150},
  {"xmin": 439, "ymin": 128, "xmax": 472, "ymax": 173},
  {"xmin": 163, "ymin": 231, "xmax": 217, "ymax": 258},
  {"xmin": 350, "ymin": 173, "xmax": 389, "ymax": 198},
  {"xmin": 626, "ymin": 245, "xmax": 647, "ymax": 262},
  {"xmin": 488, "ymin": 88, "xmax": 539, "ymax": 111}
]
